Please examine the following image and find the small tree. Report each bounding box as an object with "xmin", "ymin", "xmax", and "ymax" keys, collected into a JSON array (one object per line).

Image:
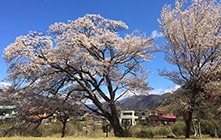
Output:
[
  {"xmin": 158, "ymin": 0, "xmax": 221, "ymax": 138},
  {"xmin": 4, "ymin": 14, "xmax": 155, "ymax": 137},
  {"xmin": 0, "ymin": 80, "xmax": 83, "ymax": 137},
  {"xmin": 0, "ymin": 86, "xmax": 47, "ymax": 136},
  {"xmin": 55, "ymin": 110, "xmax": 70, "ymax": 138},
  {"xmin": 54, "ymin": 93, "xmax": 84, "ymax": 137}
]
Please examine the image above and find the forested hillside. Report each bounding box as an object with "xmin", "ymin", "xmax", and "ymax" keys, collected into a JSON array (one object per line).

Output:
[{"xmin": 119, "ymin": 93, "xmax": 171, "ymax": 110}]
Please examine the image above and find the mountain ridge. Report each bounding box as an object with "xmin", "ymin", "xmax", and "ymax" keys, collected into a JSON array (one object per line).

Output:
[{"xmin": 119, "ymin": 92, "xmax": 172, "ymax": 110}]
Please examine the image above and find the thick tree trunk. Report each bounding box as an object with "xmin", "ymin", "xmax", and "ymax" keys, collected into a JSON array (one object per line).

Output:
[
  {"xmin": 183, "ymin": 87, "xmax": 198, "ymax": 138},
  {"xmin": 184, "ymin": 110, "xmax": 193, "ymax": 138},
  {"xmin": 108, "ymin": 103, "xmax": 124, "ymax": 137},
  {"xmin": 110, "ymin": 113, "xmax": 124, "ymax": 137},
  {"xmin": 89, "ymin": 91, "xmax": 124, "ymax": 137}
]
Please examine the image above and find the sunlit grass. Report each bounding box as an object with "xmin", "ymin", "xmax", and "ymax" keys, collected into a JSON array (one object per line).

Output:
[
  {"xmin": 0, "ymin": 137, "xmax": 220, "ymax": 140},
  {"xmin": 0, "ymin": 138, "xmax": 131, "ymax": 140}
]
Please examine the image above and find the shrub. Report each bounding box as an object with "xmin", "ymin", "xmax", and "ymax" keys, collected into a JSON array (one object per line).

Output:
[
  {"xmin": 38, "ymin": 121, "xmax": 62, "ymax": 136},
  {"xmin": 200, "ymin": 119, "xmax": 216, "ymax": 134},
  {"xmin": 152, "ymin": 126, "xmax": 172, "ymax": 136},
  {"xmin": 122, "ymin": 128, "xmax": 132, "ymax": 137},
  {"xmin": 159, "ymin": 127, "xmax": 171, "ymax": 136},
  {"xmin": 135, "ymin": 129, "xmax": 154, "ymax": 138},
  {"xmin": 171, "ymin": 121, "xmax": 185, "ymax": 136}
]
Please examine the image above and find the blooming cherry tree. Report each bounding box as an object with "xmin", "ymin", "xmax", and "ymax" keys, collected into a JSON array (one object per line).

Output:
[
  {"xmin": 4, "ymin": 14, "xmax": 154, "ymax": 136},
  {"xmin": 158, "ymin": 0, "xmax": 221, "ymax": 138}
]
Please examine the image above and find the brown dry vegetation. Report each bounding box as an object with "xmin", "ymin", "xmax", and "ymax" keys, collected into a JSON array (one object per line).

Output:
[{"xmin": 0, "ymin": 137, "xmax": 220, "ymax": 140}]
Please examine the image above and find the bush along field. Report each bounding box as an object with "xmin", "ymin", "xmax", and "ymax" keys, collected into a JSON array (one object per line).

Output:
[{"xmin": 0, "ymin": 119, "xmax": 220, "ymax": 139}]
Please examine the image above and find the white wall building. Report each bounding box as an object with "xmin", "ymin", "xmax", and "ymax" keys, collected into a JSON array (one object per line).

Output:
[{"xmin": 119, "ymin": 110, "xmax": 138, "ymax": 126}]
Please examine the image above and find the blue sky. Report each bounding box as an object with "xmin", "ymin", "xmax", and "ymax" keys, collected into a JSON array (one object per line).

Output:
[{"xmin": 0, "ymin": 0, "xmax": 180, "ymax": 94}]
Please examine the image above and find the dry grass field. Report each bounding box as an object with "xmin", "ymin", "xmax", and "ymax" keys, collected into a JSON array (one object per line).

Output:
[{"xmin": 0, "ymin": 137, "xmax": 220, "ymax": 140}]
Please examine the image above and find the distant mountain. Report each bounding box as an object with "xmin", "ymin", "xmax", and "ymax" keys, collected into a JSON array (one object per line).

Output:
[{"xmin": 119, "ymin": 93, "xmax": 172, "ymax": 110}]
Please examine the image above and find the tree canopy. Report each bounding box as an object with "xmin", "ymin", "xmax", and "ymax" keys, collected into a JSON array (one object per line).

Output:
[
  {"xmin": 158, "ymin": 0, "xmax": 221, "ymax": 138},
  {"xmin": 3, "ymin": 14, "xmax": 155, "ymax": 136}
]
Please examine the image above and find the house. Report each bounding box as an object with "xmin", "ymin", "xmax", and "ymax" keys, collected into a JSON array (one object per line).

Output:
[
  {"xmin": 0, "ymin": 105, "xmax": 17, "ymax": 120},
  {"xmin": 138, "ymin": 109, "xmax": 177, "ymax": 126},
  {"xmin": 27, "ymin": 107, "xmax": 54, "ymax": 123},
  {"xmin": 119, "ymin": 110, "xmax": 139, "ymax": 126}
]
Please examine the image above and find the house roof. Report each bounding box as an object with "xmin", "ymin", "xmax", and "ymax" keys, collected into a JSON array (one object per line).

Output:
[
  {"xmin": 161, "ymin": 115, "xmax": 177, "ymax": 119},
  {"xmin": 29, "ymin": 107, "xmax": 52, "ymax": 113},
  {"xmin": 0, "ymin": 105, "xmax": 16, "ymax": 110},
  {"xmin": 28, "ymin": 114, "xmax": 53, "ymax": 119},
  {"xmin": 27, "ymin": 107, "xmax": 53, "ymax": 119}
]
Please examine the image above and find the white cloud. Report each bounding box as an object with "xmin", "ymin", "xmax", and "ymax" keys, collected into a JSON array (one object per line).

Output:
[
  {"xmin": 0, "ymin": 82, "xmax": 11, "ymax": 88},
  {"xmin": 149, "ymin": 88, "xmax": 165, "ymax": 95},
  {"xmin": 151, "ymin": 30, "xmax": 163, "ymax": 38},
  {"xmin": 164, "ymin": 85, "xmax": 181, "ymax": 93},
  {"xmin": 150, "ymin": 85, "xmax": 181, "ymax": 95}
]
